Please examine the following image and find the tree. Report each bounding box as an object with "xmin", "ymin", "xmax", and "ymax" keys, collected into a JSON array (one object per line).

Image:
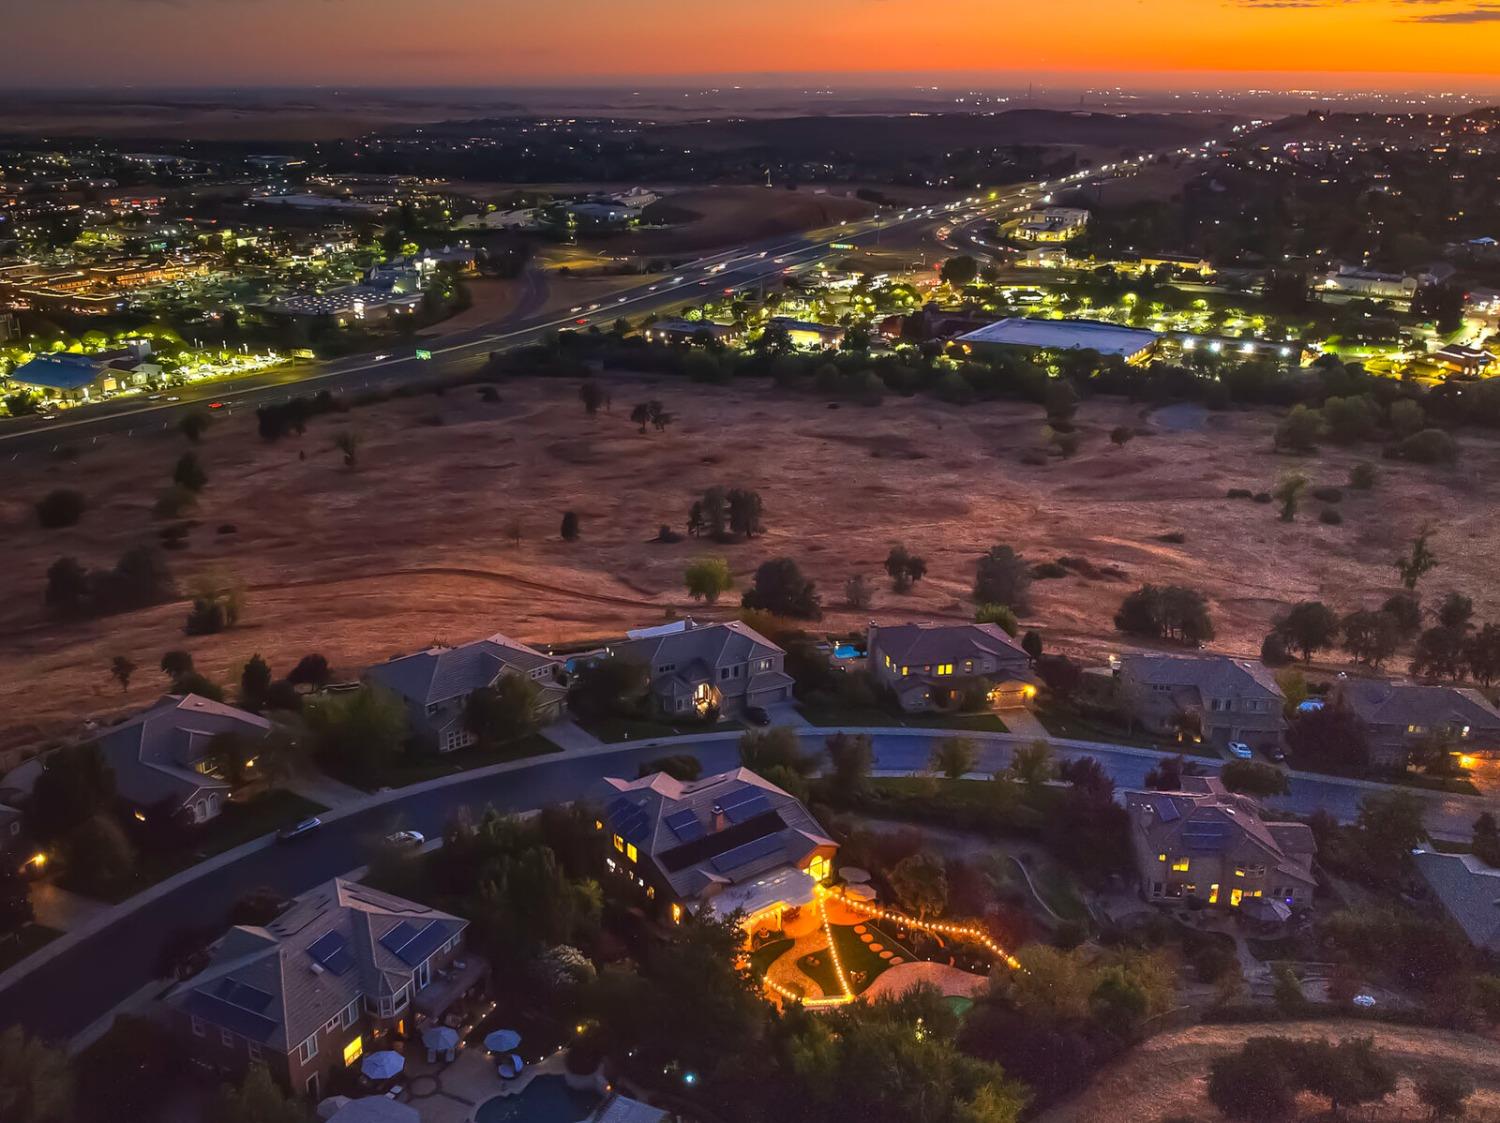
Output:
[
  {"xmin": 44, "ymin": 556, "xmax": 90, "ymax": 614},
  {"xmin": 727, "ymin": 488, "xmax": 764, "ymax": 538},
  {"xmin": 464, "ymin": 675, "xmax": 541, "ymax": 746},
  {"xmin": 688, "ymin": 486, "xmax": 728, "ymax": 539},
  {"xmin": 884, "ymin": 544, "xmax": 927, "ymax": 592},
  {"xmin": 334, "ymin": 430, "xmax": 362, "ymax": 468},
  {"xmin": 1301, "ymin": 1037, "xmax": 1396, "ymax": 1115},
  {"xmin": 1044, "ymin": 379, "xmax": 1080, "ymax": 426},
  {"xmin": 1143, "ymin": 754, "xmax": 1183, "ymax": 790},
  {"xmin": 1383, "ymin": 591, "xmax": 1423, "ymax": 639},
  {"xmin": 0, "ymin": 861, "xmax": 33, "ymax": 937},
  {"xmin": 560, "ymin": 511, "xmax": 580, "ymax": 541},
  {"xmin": 940, "ymin": 254, "xmax": 979, "ymax": 288},
  {"xmin": 178, "ymin": 410, "xmax": 211, "ymax": 444},
  {"xmin": 172, "ymin": 451, "xmax": 207, "ymax": 492},
  {"xmin": 1206, "ymin": 1037, "xmax": 1300, "ymax": 1121},
  {"xmin": 637, "ymin": 754, "xmax": 702, "ymax": 781},
  {"xmin": 28, "ymin": 741, "xmax": 115, "ymax": 841},
  {"xmin": 212, "ymin": 1065, "xmax": 305, "ymax": 1123},
  {"xmin": 304, "ymin": 686, "xmax": 409, "ymax": 787},
  {"xmin": 1271, "ymin": 471, "xmax": 1308, "ymax": 522},
  {"xmin": 889, "ymin": 851, "xmax": 948, "ymax": 918},
  {"xmin": 1273, "ymin": 404, "xmax": 1321, "ymax": 453},
  {"xmin": 109, "ymin": 655, "xmax": 135, "ymax": 693},
  {"xmin": 1465, "ymin": 624, "xmax": 1500, "ymax": 686},
  {"xmin": 578, "ymin": 381, "xmax": 605, "ymax": 415},
  {"xmin": 239, "ymin": 654, "xmax": 272, "ymax": 711},
  {"xmin": 0, "ymin": 1025, "xmax": 75, "ymax": 1123},
  {"xmin": 738, "ymin": 727, "xmax": 814, "ymax": 776},
  {"xmin": 1021, "ymin": 630, "xmax": 1043, "ymax": 661},
  {"xmin": 976, "ymin": 604, "xmax": 1019, "ymax": 636},
  {"xmin": 160, "ymin": 649, "xmax": 194, "ymax": 681},
  {"xmin": 931, "ymin": 736, "xmax": 978, "ymax": 779},
  {"xmin": 286, "ymin": 653, "xmax": 331, "ymax": 688},
  {"xmin": 973, "ymin": 545, "xmax": 1031, "ymax": 612},
  {"xmin": 1417, "ymin": 1068, "xmax": 1474, "ymax": 1121},
  {"xmin": 1008, "ymin": 739, "xmax": 1054, "ymax": 786},
  {"xmin": 825, "ymin": 732, "xmax": 874, "ymax": 796},
  {"xmin": 1286, "ymin": 701, "xmax": 1369, "ymax": 771},
  {"xmin": 1109, "ymin": 425, "xmax": 1134, "ymax": 448},
  {"xmin": 1220, "ymin": 759, "xmax": 1290, "ymax": 797},
  {"xmin": 1412, "ymin": 625, "xmax": 1468, "ymax": 680},
  {"xmin": 1357, "ymin": 790, "xmax": 1427, "ymax": 862},
  {"xmin": 1340, "ymin": 609, "xmax": 1400, "ymax": 668},
  {"xmin": 684, "ymin": 556, "xmax": 734, "ymax": 604},
  {"xmin": 1274, "ymin": 601, "xmax": 1339, "ymax": 663},
  {"xmin": 844, "ymin": 573, "xmax": 873, "ymax": 610},
  {"xmin": 1473, "ymin": 811, "xmax": 1500, "ymax": 868},
  {"xmin": 741, "ymin": 557, "xmax": 821, "ymax": 619},
  {"xmin": 568, "ymin": 658, "xmax": 649, "ymax": 721},
  {"xmin": 1395, "ymin": 526, "xmax": 1438, "ymax": 591},
  {"xmin": 1114, "ymin": 584, "xmax": 1214, "ymax": 645},
  {"xmin": 34, "ymin": 489, "xmax": 85, "ymax": 529},
  {"xmin": 201, "ymin": 731, "xmax": 259, "ymax": 788},
  {"xmin": 64, "ymin": 814, "xmax": 138, "ymax": 898}
]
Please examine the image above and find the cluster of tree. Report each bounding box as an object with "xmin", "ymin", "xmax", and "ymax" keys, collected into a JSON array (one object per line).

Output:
[
  {"xmin": 687, "ymin": 486, "xmax": 764, "ymax": 541},
  {"xmin": 303, "ymin": 685, "xmax": 410, "ymax": 788},
  {"xmin": 684, "ymin": 556, "xmax": 734, "ymax": 603},
  {"xmin": 1114, "ymin": 584, "xmax": 1214, "ymax": 645},
  {"xmin": 255, "ymin": 387, "xmax": 345, "ymax": 441},
  {"xmin": 1273, "ymin": 392, "xmax": 1452, "ymax": 462},
  {"xmin": 742, "ymin": 558, "xmax": 822, "ymax": 620},
  {"xmin": 184, "ymin": 572, "xmax": 246, "ymax": 636},
  {"xmin": 44, "ymin": 546, "xmax": 174, "ymax": 619},
  {"xmin": 463, "ymin": 674, "xmax": 542, "ymax": 748},
  {"xmin": 629, "ymin": 399, "xmax": 673, "ymax": 433},
  {"xmin": 568, "ymin": 656, "xmax": 654, "ymax": 724},
  {"xmin": 1207, "ymin": 1035, "xmax": 1413, "ymax": 1121},
  {"xmin": 885, "ymin": 544, "xmax": 927, "ymax": 593},
  {"xmin": 974, "ymin": 545, "xmax": 1031, "ymax": 613},
  {"xmin": 26, "ymin": 742, "xmax": 138, "ymax": 899}
]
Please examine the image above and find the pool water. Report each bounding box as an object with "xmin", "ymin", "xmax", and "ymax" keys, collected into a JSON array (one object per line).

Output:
[
  {"xmin": 833, "ymin": 644, "xmax": 863, "ymax": 659},
  {"xmin": 477, "ymin": 1075, "xmax": 600, "ymax": 1123}
]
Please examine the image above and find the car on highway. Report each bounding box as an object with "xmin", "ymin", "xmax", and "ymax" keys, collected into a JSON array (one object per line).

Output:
[
  {"xmin": 616, "ymin": 296, "xmax": 627, "ymax": 303},
  {"xmin": 209, "ymin": 401, "xmax": 225, "ymax": 410},
  {"xmin": 647, "ymin": 285, "xmax": 658, "ymax": 291},
  {"xmin": 587, "ymin": 303, "xmax": 599, "ymax": 311},
  {"xmin": 575, "ymin": 317, "xmax": 588, "ymax": 325},
  {"xmin": 382, "ymin": 830, "xmax": 425, "ymax": 849},
  {"xmin": 1227, "ymin": 742, "xmax": 1254, "ymax": 760},
  {"xmin": 374, "ymin": 353, "xmax": 390, "ymax": 360},
  {"xmin": 276, "ymin": 817, "xmax": 323, "ymax": 842},
  {"xmin": 670, "ymin": 276, "xmax": 684, "ymax": 283},
  {"xmin": 166, "ymin": 396, "xmax": 180, "ymax": 402},
  {"xmin": 569, "ymin": 305, "xmax": 582, "ymax": 313}
]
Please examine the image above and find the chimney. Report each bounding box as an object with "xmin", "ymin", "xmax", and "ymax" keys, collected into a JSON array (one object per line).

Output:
[{"xmin": 711, "ymin": 803, "xmax": 727, "ymax": 833}]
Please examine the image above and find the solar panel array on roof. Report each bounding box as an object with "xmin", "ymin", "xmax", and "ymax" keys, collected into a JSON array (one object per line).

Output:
[
  {"xmin": 186, "ymin": 991, "xmax": 279, "ymax": 1043},
  {"xmin": 665, "ymin": 808, "xmax": 706, "ymax": 843},
  {"xmin": 709, "ymin": 833, "xmax": 785, "ymax": 875},
  {"xmin": 378, "ymin": 919, "xmax": 450, "ymax": 966},
  {"xmin": 716, "ymin": 786, "xmax": 762, "ymax": 812},
  {"xmin": 307, "ymin": 930, "xmax": 354, "ymax": 976},
  {"xmin": 1154, "ymin": 799, "xmax": 1181, "ymax": 823},
  {"xmin": 606, "ymin": 796, "xmax": 651, "ymax": 844},
  {"xmin": 1181, "ymin": 819, "xmax": 1231, "ymax": 852},
  {"xmin": 380, "ymin": 921, "xmax": 416, "ymax": 956},
  {"xmin": 214, "ymin": 977, "xmax": 274, "ymax": 1012},
  {"xmin": 725, "ymin": 794, "xmax": 772, "ymax": 824}
]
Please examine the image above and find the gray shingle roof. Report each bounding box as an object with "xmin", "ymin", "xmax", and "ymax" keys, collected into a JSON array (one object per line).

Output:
[
  {"xmin": 871, "ymin": 622, "xmax": 1029, "ymax": 670},
  {"xmin": 1413, "ymin": 850, "xmax": 1500, "ymax": 951},
  {"xmin": 1120, "ymin": 654, "xmax": 1284, "ymax": 699},
  {"xmin": 611, "ymin": 621, "xmax": 783, "ymax": 685},
  {"xmin": 365, "ymin": 632, "xmax": 559, "ymax": 706},
  {"xmin": 1337, "ymin": 680, "xmax": 1500, "ymax": 732},
  {"xmin": 167, "ymin": 879, "xmax": 465, "ymax": 1051},
  {"xmin": 100, "ymin": 694, "xmax": 271, "ymax": 811}
]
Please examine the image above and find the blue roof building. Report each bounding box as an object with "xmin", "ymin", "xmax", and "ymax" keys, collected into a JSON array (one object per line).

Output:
[{"xmin": 9, "ymin": 352, "xmax": 106, "ymax": 393}]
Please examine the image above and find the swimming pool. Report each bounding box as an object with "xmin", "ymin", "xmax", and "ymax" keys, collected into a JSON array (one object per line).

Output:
[
  {"xmin": 476, "ymin": 1075, "xmax": 600, "ymax": 1123},
  {"xmin": 833, "ymin": 644, "xmax": 864, "ymax": 659}
]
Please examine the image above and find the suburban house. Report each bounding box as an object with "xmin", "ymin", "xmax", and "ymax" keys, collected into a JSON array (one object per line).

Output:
[
  {"xmin": 165, "ymin": 878, "xmax": 483, "ymax": 1100},
  {"xmin": 1124, "ymin": 776, "xmax": 1317, "ymax": 912},
  {"xmin": 867, "ymin": 622, "xmax": 1034, "ymax": 713},
  {"xmin": 604, "ymin": 620, "xmax": 794, "ymax": 720},
  {"xmin": 93, "ymin": 693, "xmax": 272, "ymax": 826},
  {"xmin": 1412, "ymin": 849, "xmax": 1500, "ymax": 953},
  {"xmin": 364, "ymin": 632, "xmax": 567, "ymax": 753},
  {"xmin": 594, "ymin": 767, "xmax": 837, "ymax": 930},
  {"xmin": 1109, "ymin": 654, "xmax": 1285, "ymax": 751},
  {"xmin": 1330, "ymin": 679, "xmax": 1500, "ymax": 771},
  {"xmin": 0, "ymin": 800, "xmax": 27, "ymax": 871}
]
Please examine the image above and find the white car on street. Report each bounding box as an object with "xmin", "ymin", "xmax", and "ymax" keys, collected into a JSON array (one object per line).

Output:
[{"xmin": 1227, "ymin": 742, "xmax": 1254, "ymax": 760}]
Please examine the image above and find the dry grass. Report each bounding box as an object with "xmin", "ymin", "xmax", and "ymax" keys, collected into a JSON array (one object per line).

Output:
[
  {"xmin": 3, "ymin": 379, "xmax": 1498, "ymax": 760},
  {"xmin": 1032, "ymin": 1019, "xmax": 1500, "ymax": 1123}
]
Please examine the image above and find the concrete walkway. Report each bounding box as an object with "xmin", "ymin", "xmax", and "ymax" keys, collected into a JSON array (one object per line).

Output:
[{"xmin": 539, "ymin": 719, "xmax": 606, "ymax": 753}]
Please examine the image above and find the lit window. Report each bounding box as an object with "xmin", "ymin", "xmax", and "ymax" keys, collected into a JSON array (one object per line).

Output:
[
  {"xmin": 343, "ymin": 1036, "xmax": 364, "ymax": 1066},
  {"xmin": 900, "ymin": 666, "xmax": 909, "ymax": 676},
  {"xmin": 1171, "ymin": 858, "xmax": 1189, "ymax": 872},
  {"xmin": 625, "ymin": 843, "xmax": 638, "ymax": 863},
  {"xmin": 613, "ymin": 834, "xmax": 624, "ymax": 853},
  {"xmin": 1208, "ymin": 883, "xmax": 1220, "ymax": 905},
  {"xmin": 1157, "ymin": 853, "xmax": 1167, "ymax": 863},
  {"xmin": 670, "ymin": 903, "xmax": 683, "ymax": 924},
  {"xmin": 594, "ymin": 819, "xmax": 603, "ymax": 832},
  {"xmin": 646, "ymin": 885, "xmax": 655, "ymax": 899},
  {"xmin": 807, "ymin": 854, "xmax": 831, "ymax": 882},
  {"xmin": 1234, "ymin": 867, "xmax": 1245, "ymax": 878}
]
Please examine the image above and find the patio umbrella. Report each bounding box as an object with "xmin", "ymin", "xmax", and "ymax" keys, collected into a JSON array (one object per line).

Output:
[
  {"xmin": 421, "ymin": 1025, "xmax": 460, "ymax": 1052},
  {"xmin": 317, "ymin": 1096, "xmax": 353, "ymax": 1121},
  {"xmin": 1241, "ymin": 897, "xmax": 1292, "ymax": 924},
  {"xmin": 844, "ymin": 883, "xmax": 877, "ymax": 902},
  {"xmin": 483, "ymin": 1028, "xmax": 521, "ymax": 1052},
  {"xmin": 839, "ymin": 866, "xmax": 872, "ymax": 884},
  {"xmin": 360, "ymin": 1050, "xmax": 406, "ymax": 1081}
]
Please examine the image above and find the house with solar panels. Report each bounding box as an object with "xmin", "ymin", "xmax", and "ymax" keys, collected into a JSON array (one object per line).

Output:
[
  {"xmin": 165, "ymin": 878, "xmax": 480, "ymax": 1100},
  {"xmin": 1124, "ymin": 776, "xmax": 1316, "ymax": 914},
  {"xmin": 594, "ymin": 767, "xmax": 837, "ymax": 930}
]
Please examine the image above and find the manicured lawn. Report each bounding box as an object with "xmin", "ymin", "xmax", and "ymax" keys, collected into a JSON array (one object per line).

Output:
[
  {"xmin": 0, "ymin": 923, "xmax": 61, "ymax": 973},
  {"xmin": 748, "ymin": 936, "xmax": 794, "ymax": 980},
  {"xmin": 580, "ymin": 716, "xmax": 744, "ymax": 743},
  {"xmin": 795, "ymin": 702, "xmax": 1007, "ymax": 733},
  {"xmin": 1290, "ymin": 759, "xmax": 1479, "ymax": 796},
  {"xmin": 371, "ymin": 733, "xmax": 561, "ymax": 787},
  {"xmin": 1034, "ymin": 704, "xmax": 1216, "ymax": 757},
  {"xmin": 795, "ymin": 922, "xmax": 919, "ymax": 998},
  {"xmin": 134, "ymin": 790, "xmax": 331, "ymax": 890}
]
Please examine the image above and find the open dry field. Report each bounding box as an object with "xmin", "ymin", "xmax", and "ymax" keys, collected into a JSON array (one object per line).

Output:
[
  {"xmin": 1033, "ymin": 1019, "xmax": 1500, "ymax": 1123},
  {"xmin": 2, "ymin": 379, "xmax": 1498, "ymax": 757},
  {"xmin": 630, "ymin": 187, "xmax": 875, "ymax": 256}
]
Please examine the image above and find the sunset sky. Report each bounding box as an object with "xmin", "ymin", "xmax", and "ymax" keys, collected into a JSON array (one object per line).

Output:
[{"xmin": 7, "ymin": 0, "xmax": 1500, "ymax": 89}]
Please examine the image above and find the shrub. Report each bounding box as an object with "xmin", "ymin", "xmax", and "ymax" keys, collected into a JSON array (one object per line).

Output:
[
  {"xmin": 1030, "ymin": 561, "xmax": 1069, "ymax": 579},
  {"xmin": 1226, "ymin": 488, "xmax": 1252, "ymax": 499},
  {"xmin": 1319, "ymin": 508, "xmax": 1342, "ymax": 525},
  {"xmin": 1349, "ymin": 463, "xmax": 1377, "ymax": 490},
  {"xmin": 1311, "ymin": 486, "xmax": 1342, "ymax": 503},
  {"xmin": 153, "ymin": 485, "xmax": 197, "ymax": 519},
  {"xmin": 1252, "ymin": 492, "xmax": 1272, "ymax": 504},
  {"xmin": 1158, "ymin": 531, "xmax": 1186, "ymax": 544},
  {"xmin": 975, "ymin": 604, "xmax": 1019, "ymax": 635},
  {"xmin": 1397, "ymin": 428, "xmax": 1458, "ymax": 464},
  {"xmin": 1260, "ymin": 631, "xmax": 1292, "ymax": 667},
  {"xmin": 35, "ymin": 488, "xmax": 86, "ymax": 528}
]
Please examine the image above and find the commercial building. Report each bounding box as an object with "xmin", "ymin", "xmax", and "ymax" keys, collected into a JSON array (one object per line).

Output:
[
  {"xmin": 955, "ymin": 317, "xmax": 1160, "ymax": 364},
  {"xmin": 1005, "ymin": 207, "xmax": 1090, "ymax": 243},
  {"xmin": 594, "ymin": 767, "xmax": 837, "ymax": 929},
  {"xmin": 641, "ymin": 318, "xmax": 739, "ymax": 345},
  {"xmin": 165, "ymin": 879, "xmax": 483, "ymax": 1100},
  {"xmin": 1124, "ymin": 776, "xmax": 1316, "ymax": 913},
  {"xmin": 868, "ymin": 622, "xmax": 1034, "ymax": 713},
  {"xmin": 768, "ymin": 316, "xmax": 846, "ymax": 350}
]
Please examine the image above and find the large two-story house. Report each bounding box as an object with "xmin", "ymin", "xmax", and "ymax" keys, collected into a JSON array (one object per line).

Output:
[
  {"xmin": 364, "ymin": 632, "xmax": 567, "ymax": 753},
  {"xmin": 165, "ymin": 879, "xmax": 483, "ymax": 1100},
  {"xmin": 594, "ymin": 767, "xmax": 837, "ymax": 930},
  {"xmin": 1112, "ymin": 654, "xmax": 1285, "ymax": 751},
  {"xmin": 1330, "ymin": 679, "xmax": 1500, "ymax": 771},
  {"xmin": 867, "ymin": 622, "xmax": 1034, "ymax": 713},
  {"xmin": 1125, "ymin": 776, "xmax": 1316, "ymax": 913},
  {"xmin": 604, "ymin": 620, "xmax": 794, "ymax": 719}
]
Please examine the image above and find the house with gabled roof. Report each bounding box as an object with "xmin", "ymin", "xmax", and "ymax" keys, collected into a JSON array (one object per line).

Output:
[
  {"xmin": 868, "ymin": 622, "xmax": 1034, "ymax": 713},
  {"xmin": 1412, "ymin": 849, "xmax": 1500, "ymax": 953},
  {"xmin": 99, "ymin": 693, "xmax": 272, "ymax": 825},
  {"xmin": 1124, "ymin": 776, "xmax": 1316, "ymax": 913},
  {"xmin": 1330, "ymin": 679, "xmax": 1500, "ymax": 771},
  {"xmin": 593, "ymin": 767, "xmax": 837, "ymax": 930},
  {"xmin": 165, "ymin": 878, "xmax": 481, "ymax": 1100},
  {"xmin": 364, "ymin": 631, "xmax": 566, "ymax": 753},
  {"xmin": 605, "ymin": 620, "xmax": 794, "ymax": 720},
  {"xmin": 1113, "ymin": 653, "xmax": 1285, "ymax": 751}
]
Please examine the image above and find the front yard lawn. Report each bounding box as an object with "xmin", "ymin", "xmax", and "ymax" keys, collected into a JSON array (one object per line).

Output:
[
  {"xmin": 579, "ymin": 716, "xmax": 744, "ymax": 743},
  {"xmin": 370, "ymin": 733, "xmax": 561, "ymax": 788},
  {"xmin": 795, "ymin": 702, "xmax": 1007, "ymax": 733},
  {"xmin": 1034, "ymin": 704, "xmax": 1216, "ymax": 756}
]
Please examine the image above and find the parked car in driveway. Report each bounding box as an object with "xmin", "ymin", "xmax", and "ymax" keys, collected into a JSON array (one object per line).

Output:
[
  {"xmin": 1227, "ymin": 742, "xmax": 1254, "ymax": 760},
  {"xmin": 276, "ymin": 817, "xmax": 322, "ymax": 842},
  {"xmin": 745, "ymin": 706, "xmax": 771, "ymax": 726}
]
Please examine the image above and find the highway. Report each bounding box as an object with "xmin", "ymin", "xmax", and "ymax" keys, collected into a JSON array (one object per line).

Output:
[{"xmin": 0, "ymin": 725, "xmax": 1488, "ymax": 1046}]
